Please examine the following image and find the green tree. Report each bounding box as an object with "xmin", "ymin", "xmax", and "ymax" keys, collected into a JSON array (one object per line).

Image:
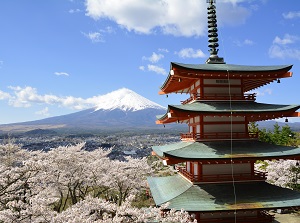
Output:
[
  {"xmin": 252, "ymin": 122, "xmax": 300, "ymax": 192},
  {"xmin": 249, "ymin": 122, "xmax": 298, "ymax": 146}
]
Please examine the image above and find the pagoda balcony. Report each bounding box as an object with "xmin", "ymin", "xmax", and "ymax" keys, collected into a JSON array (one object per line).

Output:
[
  {"xmin": 180, "ymin": 132, "xmax": 258, "ymax": 141},
  {"xmin": 181, "ymin": 93, "xmax": 256, "ymax": 104},
  {"xmin": 198, "ymin": 212, "xmax": 274, "ymax": 223},
  {"xmin": 177, "ymin": 167, "xmax": 267, "ymax": 183}
]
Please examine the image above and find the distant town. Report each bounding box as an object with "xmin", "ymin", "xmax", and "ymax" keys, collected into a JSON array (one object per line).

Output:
[{"xmin": 0, "ymin": 129, "xmax": 182, "ymax": 161}]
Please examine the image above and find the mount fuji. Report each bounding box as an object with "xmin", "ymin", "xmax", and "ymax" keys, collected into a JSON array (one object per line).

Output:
[
  {"xmin": 0, "ymin": 88, "xmax": 168, "ymax": 132},
  {"xmin": 93, "ymin": 88, "xmax": 165, "ymax": 112}
]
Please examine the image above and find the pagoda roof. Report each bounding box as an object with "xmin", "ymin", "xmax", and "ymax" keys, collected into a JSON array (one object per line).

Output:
[
  {"xmin": 160, "ymin": 63, "xmax": 293, "ymax": 94},
  {"xmin": 147, "ymin": 175, "xmax": 300, "ymax": 211},
  {"xmin": 157, "ymin": 101, "xmax": 300, "ymax": 123},
  {"xmin": 152, "ymin": 140, "xmax": 300, "ymax": 162},
  {"xmin": 171, "ymin": 62, "xmax": 292, "ymax": 72}
]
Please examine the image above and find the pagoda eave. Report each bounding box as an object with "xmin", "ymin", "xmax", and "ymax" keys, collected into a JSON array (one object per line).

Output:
[
  {"xmin": 160, "ymin": 63, "xmax": 293, "ymax": 94},
  {"xmin": 171, "ymin": 68, "xmax": 292, "ymax": 78},
  {"xmin": 162, "ymin": 154, "xmax": 300, "ymax": 165},
  {"xmin": 147, "ymin": 175, "xmax": 300, "ymax": 212},
  {"xmin": 157, "ymin": 109, "xmax": 300, "ymax": 124},
  {"xmin": 152, "ymin": 140, "xmax": 300, "ymax": 165},
  {"xmin": 170, "ymin": 62, "xmax": 293, "ymax": 74}
]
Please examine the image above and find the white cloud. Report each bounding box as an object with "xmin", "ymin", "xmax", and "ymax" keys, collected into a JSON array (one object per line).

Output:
[
  {"xmin": 176, "ymin": 48, "xmax": 206, "ymax": 58},
  {"xmin": 215, "ymin": 1, "xmax": 251, "ymax": 27},
  {"xmin": 104, "ymin": 26, "xmax": 115, "ymax": 34},
  {"xmin": 249, "ymin": 88, "xmax": 272, "ymax": 96},
  {"xmin": 0, "ymin": 90, "xmax": 11, "ymax": 100},
  {"xmin": 269, "ymin": 34, "xmax": 300, "ymax": 61},
  {"xmin": 54, "ymin": 72, "xmax": 70, "ymax": 76},
  {"xmin": 244, "ymin": 39, "xmax": 254, "ymax": 45},
  {"xmin": 83, "ymin": 31, "xmax": 104, "ymax": 43},
  {"xmin": 147, "ymin": 65, "xmax": 167, "ymax": 75},
  {"xmin": 283, "ymin": 11, "xmax": 300, "ymax": 19},
  {"xmin": 269, "ymin": 45, "xmax": 300, "ymax": 60},
  {"xmin": 85, "ymin": 0, "xmax": 251, "ymax": 37},
  {"xmin": 264, "ymin": 88, "xmax": 272, "ymax": 95},
  {"xmin": 273, "ymin": 34, "xmax": 299, "ymax": 45},
  {"xmin": 221, "ymin": 0, "xmax": 245, "ymax": 5},
  {"xmin": 143, "ymin": 52, "xmax": 164, "ymax": 63},
  {"xmin": 233, "ymin": 39, "xmax": 254, "ymax": 47},
  {"xmin": 140, "ymin": 51, "xmax": 167, "ymax": 75},
  {"xmin": 35, "ymin": 107, "xmax": 50, "ymax": 117},
  {"xmin": 2, "ymin": 85, "xmax": 178, "ymax": 111},
  {"xmin": 69, "ymin": 9, "xmax": 81, "ymax": 14},
  {"xmin": 4, "ymin": 86, "xmax": 86, "ymax": 109},
  {"xmin": 83, "ymin": 27, "xmax": 115, "ymax": 43},
  {"xmin": 158, "ymin": 48, "xmax": 169, "ymax": 53}
]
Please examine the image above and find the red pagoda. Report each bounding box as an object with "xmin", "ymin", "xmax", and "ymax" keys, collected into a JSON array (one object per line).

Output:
[{"xmin": 147, "ymin": 1, "xmax": 300, "ymax": 222}]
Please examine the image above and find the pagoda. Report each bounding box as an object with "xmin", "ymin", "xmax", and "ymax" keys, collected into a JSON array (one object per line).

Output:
[{"xmin": 147, "ymin": 1, "xmax": 300, "ymax": 222}]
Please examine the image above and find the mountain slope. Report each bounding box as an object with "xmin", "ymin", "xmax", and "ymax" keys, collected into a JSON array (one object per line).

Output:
[{"xmin": 0, "ymin": 88, "xmax": 167, "ymax": 131}]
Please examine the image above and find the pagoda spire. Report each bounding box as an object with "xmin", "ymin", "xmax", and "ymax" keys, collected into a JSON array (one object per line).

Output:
[{"xmin": 205, "ymin": 0, "xmax": 225, "ymax": 64}]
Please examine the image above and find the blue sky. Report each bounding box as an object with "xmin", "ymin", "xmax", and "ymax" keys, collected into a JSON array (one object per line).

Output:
[{"xmin": 0, "ymin": 0, "xmax": 300, "ymax": 124}]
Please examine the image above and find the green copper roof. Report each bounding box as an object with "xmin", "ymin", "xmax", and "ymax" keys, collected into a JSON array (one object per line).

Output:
[
  {"xmin": 152, "ymin": 140, "xmax": 300, "ymax": 160},
  {"xmin": 156, "ymin": 101, "xmax": 300, "ymax": 121},
  {"xmin": 169, "ymin": 101, "xmax": 300, "ymax": 114},
  {"xmin": 147, "ymin": 175, "xmax": 192, "ymax": 205},
  {"xmin": 147, "ymin": 175, "xmax": 300, "ymax": 211},
  {"xmin": 171, "ymin": 62, "xmax": 293, "ymax": 72}
]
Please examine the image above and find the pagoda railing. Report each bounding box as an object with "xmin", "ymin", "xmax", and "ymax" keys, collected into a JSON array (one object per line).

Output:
[
  {"xmin": 177, "ymin": 167, "xmax": 267, "ymax": 183},
  {"xmin": 180, "ymin": 132, "xmax": 258, "ymax": 141},
  {"xmin": 198, "ymin": 212, "xmax": 274, "ymax": 223},
  {"xmin": 181, "ymin": 93, "xmax": 256, "ymax": 104}
]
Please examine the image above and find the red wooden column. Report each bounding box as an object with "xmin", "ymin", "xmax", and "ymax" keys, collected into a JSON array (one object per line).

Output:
[
  {"xmin": 199, "ymin": 163, "xmax": 203, "ymax": 182},
  {"xmin": 199, "ymin": 78, "xmax": 204, "ymax": 99},
  {"xmin": 250, "ymin": 161, "xmax": 255, "ymax": 177},
  {"xmin": 200, "ymin": 115, "xmax": 204, "ymax": 140}
]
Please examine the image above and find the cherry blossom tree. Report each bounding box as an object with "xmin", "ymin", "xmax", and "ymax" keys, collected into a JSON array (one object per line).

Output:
[
  {"xmin": 104, "ymin": 156, "xmax": 153, "ymax": 206},
  {"xmin": 256, "ymin": 159, "xmax": 300, "ymax": 190},
  {"xmin": 252, "ymin": 122, "xmax": 300, "ymax": 190},
  {"xmin": 52, "ymin": 195, "xmax": 195, "ymax": 223},
  {"xmin": 0, "ymin": 142, "xmax": 50, "ymax": 222},
  {"xmin": 0, "ymin": 142, "xmax": 195, "ymax": 222}
]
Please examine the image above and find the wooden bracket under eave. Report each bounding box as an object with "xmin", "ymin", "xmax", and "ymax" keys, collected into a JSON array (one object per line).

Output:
[
  {"xmin": 151, "ymin": 151, "xmax": 157, "ymax": 156},
  {"xmin": 156, "ymin": 120, "xmax": 164, "ymax": 124},
  {"xmin": 291, "ymin": 112, "xmax": 300, "ymax": 117},
  {"xmin": 282, "ymin": 71, "xmax": 293, "ymax": 78}
]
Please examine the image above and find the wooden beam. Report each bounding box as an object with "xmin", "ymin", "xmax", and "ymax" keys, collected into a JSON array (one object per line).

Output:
[{"xmin": 291, "ymin": 112, "xmax": 300, "ymax": 117}]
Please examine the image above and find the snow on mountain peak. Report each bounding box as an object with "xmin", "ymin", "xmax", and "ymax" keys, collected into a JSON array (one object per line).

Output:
[{"xmin": 94, "ymin": 88, "xmax": 166, "ymax": 112}]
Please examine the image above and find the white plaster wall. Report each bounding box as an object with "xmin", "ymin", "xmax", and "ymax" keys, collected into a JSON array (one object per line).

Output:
[
  {"xmin": 203, "ymin": 87, "xmax": 241, "ymax": 94},
  {"xmin": 202, "ymin": 163, "xmax": 251, "ymax": 175},
  {"xmin": 187, "ymin": 162, "xmax": 191, "ymax": 172},
  {"xmin": 194, "ymin": 163, "xmax": 198, "ymax": 175},
  {"xmin": 203, "ymin": 124, "xmax": 245, "ymax": 133},
  {"xmin": 204, "ymin": 116, "xmax": 245, "ymax": 122},
  {"xmin": 196, "ymin": 125, "xmax": 200, "ymax": 133}
]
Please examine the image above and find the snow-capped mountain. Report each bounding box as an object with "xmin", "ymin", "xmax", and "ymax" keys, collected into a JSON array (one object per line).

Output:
[
  {"xmin": 94, "ymin": 88, "xmax": 165, "ymax": 112},
  {"xmin": 1, "ymin": 88, "xmax": 168, "ymax": 132}
]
